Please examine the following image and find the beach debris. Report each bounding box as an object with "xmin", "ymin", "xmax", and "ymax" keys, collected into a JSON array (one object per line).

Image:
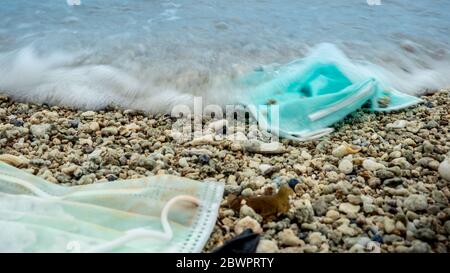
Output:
[
  {"xmin": 213, "ymin": 229, "xmax": 260, "ymax": 254},
  {"xmin": 227, "ymin": 184, "xmax": 294, "ymax": 221},
  {"xmin": 332, "ymin": 142, "xmax": 361, "ymax": 157}
]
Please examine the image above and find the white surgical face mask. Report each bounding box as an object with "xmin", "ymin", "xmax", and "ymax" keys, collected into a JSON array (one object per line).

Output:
[{"xmin": 0, "ymin": 162, "xmax": 224, "ymax": 253}]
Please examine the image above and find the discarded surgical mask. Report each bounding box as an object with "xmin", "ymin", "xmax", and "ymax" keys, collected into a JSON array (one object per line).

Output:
[
  {"xmin": 239, "ymin": 44, "xmax": 423, "ymax": 141},
  {"xmin": 0, "ymin": 162, "xmax": 224, "ymax": 253}
]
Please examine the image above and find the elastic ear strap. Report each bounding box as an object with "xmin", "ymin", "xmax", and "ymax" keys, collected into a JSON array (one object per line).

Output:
[{"xmin": 84, "ymin": 195, "xmax": 200, "ymax": 253}]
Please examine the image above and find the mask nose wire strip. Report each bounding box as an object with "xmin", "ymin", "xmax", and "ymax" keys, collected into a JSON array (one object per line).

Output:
[{"xmin": 84, "ymin": 195, "xmax": 201, "ymax": 253}]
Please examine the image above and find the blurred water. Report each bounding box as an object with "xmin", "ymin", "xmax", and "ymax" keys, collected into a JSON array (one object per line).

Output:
[{"xmin": 0, "ymin": 0, "xmax": 449, "ymax": 111}]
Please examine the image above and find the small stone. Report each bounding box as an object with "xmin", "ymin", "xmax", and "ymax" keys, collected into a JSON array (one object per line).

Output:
[
  {"xmin": 256, "ymin": 240, "xmax": 279, "ymax": 253},
  {"xmin": 293, "ymin": 199, "xmax": 314, "ymax": 224},
  {"xmin": 337, "ymin": 224, "xmax": 358, "ymax": 236},
  {"xmin": 301, "ymin": 151, "xmax": 312, "ymax": 160},
  {"xmin": 207, "ymin": 119, "xmax": 228, "ymax": 132},
  {"xmin": 259, "ymin": 164, "xmax": 276, "ymax": 176},
  {"xmin": 234, "ymin": 216, "xmax": 262, "ymax": 235},
  {"xmin": 241, "ymin": 188, "xmax": 254, "ymax": 197},
  {"xmin": 438, "ymin": 157, "xmax": 450, "ymax": 181},
  {"xmin": 77, "ymin": 174, "xmax": 96, "ymax": 185},
  {"xmin": 178, "ymin": 157, "xmax": 189, "ymax": 168},
  {"xmin": 278, "ymin": 229, "xmax": 303, "ymax": 246},
  {"xmin": 288, "ymin": 178, "xmax": 300, "ymax": 190},
  {"xmin": 239, "ymin": 205, "xmax": 262, "ymax": 222},
  {"xmin": 383, "ymin": 234, "xmax": 403, "ymax": 244},
  {"xmin": 312, "ymin": 197, "xmax": 328, "ymax": 216},
  {"xmin": 101, "ymin": 126, "xmax": 118, "ymax": 136},
  {"xmin": 89, "ymin": 121, "xmax": 100, "ymax": 132},
  {"xmin": 307, "ymin": 232, "xmax": 325, "ymax": 246},
  {"xmin": 198, "ymin": 154, "xmax": 210, "ymax": 164},
  {"xmin": 431, "ymin": 190, "xmax": 448, "ymax": 207},
  {"xmin": 30, "ymin": 124, "xmax": 52, "ymax": 138},
  {"xmin": 443, "ymin": 221, "xmax": 450, "ymax": 235},
  {"xmin": 384, "ymin": 217, "xmax": 396, "ymax": 234},
  {"xmin": 404, "ymin": 194, "xmax": 428, "ymax": 211},
  {"xmin": 386, "ymin": 120, "xmax": 408, "ymax": 129},
  {"xmin": 363, "ymin": 159, "xmax": 385, "ymax": 171},
  {"xmin": 338, "ymin": 159, "xmax": 353, "ymax": 174},
  {"xmin": 68, "ymin": 119, "xmax": 79, "ymax": 128},
  {"xmin": 80, "ymin": 111, "xmax": 96, "ymax": 119},
  {"xmin": 339, "ymin": 203, "xmax": 360, "ymax": 215},
  {"xmin": 383, "ymin": 177, "xmax": 404, "ymax": 187},
  {"xmin": 326, "ymin": 210, "xmax": 340, "ymax": 220},
  {"xmin": 376, "ymin": 169, "xmax": 395, "ymax": 180},
  {"xmin": 422, "ymin": 141, "xmax": 434, "ymax": 153}
]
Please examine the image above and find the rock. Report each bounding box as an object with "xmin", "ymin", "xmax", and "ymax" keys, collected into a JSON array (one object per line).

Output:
[
  {"xmin": 307, "ymin": 232, "xmax": 326, "ymax": 246},
  {"xmin": 338, "ymin": 159, "xmax": 353, "ymax": 174},
  {"xmin": 409, "ymin": 240, "xmax": 431, "ymax": 253},
  {"xmin": 383, "ymin": 217, "xmax": 396, "ymax": 234},
  {"xmin": 332, "ymin": 143, "xmax": 361, "ymax": 158},
  {"xmin": 404, "ymin": 194, "xmax": 428, "ymax": 211},
  {"xmin": 239, "ymin": 205, "xmax": 262, "ymax": 222},
  {"xmin": 312, "ymin": 198, "xmax": 328, "ymax": 216},
  {"xmin": 438, "ymin": 157, "xmax": 450, "ymax": 181},
  {"xmin": 386, "ymin": 120, "xmax": 408, "ymax": 129},
  {"xmin": 293, "ymin": 199, "xmax": 315, "ymax": 224},
  {"xmin": 443, "ymin": 221, "xmax": 450, "ymax": 235},
  {"xmin": 241, "ymin": 188, "xmax": 254, "ymax": 197},
  {"xmin": 234, "ymin": 216, "xmax": 262, "ymax": 235},
  {"xmin": 77, "ymin": 174, "xmax": 96, "ymax": 185},
  {"xmin": 101, "ymin": 126, "xmax": 118, "ymax": 136},
  {"xmin": 347, "ymin": 195, "xmax": 362, "ymax": 205},
  {"xmin": 198, "ymin": 154, "xmax": 210, "ymax": 164},
  {"xmin": 362, "ymin": 159, "xmax": 385, "ymax": 171},
  {"xmin": 326, "ymin": 210, "xmax": 340, "ymax": 221},
  {"xmin": 259, "ymin": 164, "xmax": 277, "ymax": 176},
  {"xmin": 301, "ymin": 151, "xmax": 312, "ymax": 160},
  {"xmin": 80, "ymin": 111, "xmax": 96, "ymax": 119},
  {"xmin": 243, "ymin": 140, "xmax": 285, "ymax": 154},
  {"xmin": 88, "ymin": 121, "xmax": 100, "ymax": 132},
  {"xmin": 422, "ymin": 141, "xmax": 434, "ymax": 154},
  {"xmin": 178, "ymin": 157, "xmax": 189, "ymax": 168},
  {"xmin": 337, "ymin": 224, "xmax": 358, "ymax": 236},
  {"xmin": 0, "ymin": 154, "xmax": 29, "ymax": 167},
  {"xmin": 376, "ymin": 169, "xmax": 395, "ymax": 180},
  {"xmin": 339, "ymin": 203, "xmax": 360, "ymax": 215},
  {"xmin": 431, "ymin": 190, "xmax": 448, "ymax": 207},
  {"xmin": 383, "ymin": 234, "xmax": 403, "ymax": 244},
  {"xmin": 278, "ymin": 229, "xmax": 303, "ymax": 246},
  {"xmin": 207, "ymin": 119, "xmax": 228, "ymax": 132},
  {"xmin": 190, "ymin": 134, "xmax": 215, "ymax": 146},
  {"xmin": 383, "ymin": 177, "xmax": 404, "ymax": 187},
  {"xmin": 391, "ymin": 157, "xmax": 411, "ymax": 169},
  {"xmin": 288, "ymin": 178, "xmax": 300, "ymax": 189},
  {"xmin": 30, "ymin": 124, "xmax": 52, "ymax": 138},
  {"xmin": 256, "ymin": 240, "xmax": 279, "ymax": 253}
]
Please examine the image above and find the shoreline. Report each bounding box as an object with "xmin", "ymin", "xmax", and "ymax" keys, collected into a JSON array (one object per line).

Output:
[{"xmin": 0, "ymin": 91, "xmax": 449, "ymax": 253}]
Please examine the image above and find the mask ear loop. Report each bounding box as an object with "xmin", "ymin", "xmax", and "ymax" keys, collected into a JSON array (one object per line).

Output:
[{"xmin": 84, "ymin": 195, "xmax": 200, "ymax": 253}]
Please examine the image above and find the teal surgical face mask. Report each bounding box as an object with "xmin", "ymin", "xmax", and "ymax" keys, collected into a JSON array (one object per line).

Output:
[
  {"xmin": 0, "ymin": 162, "xmax": 224, "ymax": 253},
  {"xmin": 239, "ymin": 44, "xmax": 422, "ymax": 141}
]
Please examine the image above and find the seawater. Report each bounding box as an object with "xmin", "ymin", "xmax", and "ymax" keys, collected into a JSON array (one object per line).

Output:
[{"xmin": 0, "ymin": 0, "xmax": 449, "ymax": 112}]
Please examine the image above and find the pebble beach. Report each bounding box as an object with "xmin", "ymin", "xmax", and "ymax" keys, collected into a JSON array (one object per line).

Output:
[{"xmin": 0, "ymin": 90, "xmax": 449, "ymax": 253}]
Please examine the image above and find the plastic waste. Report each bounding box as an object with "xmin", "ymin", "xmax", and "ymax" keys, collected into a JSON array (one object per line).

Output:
[
  {"xmin": 239, "ymin": 44, "xmax": 423, "ymax": 141},
  {"xmin": 212, "ymin": 229, "xmax": 260, "ymax": 254},
  {"xmin": 0, "ymin": 162, "xmax": 224, "ymax": 253}
]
